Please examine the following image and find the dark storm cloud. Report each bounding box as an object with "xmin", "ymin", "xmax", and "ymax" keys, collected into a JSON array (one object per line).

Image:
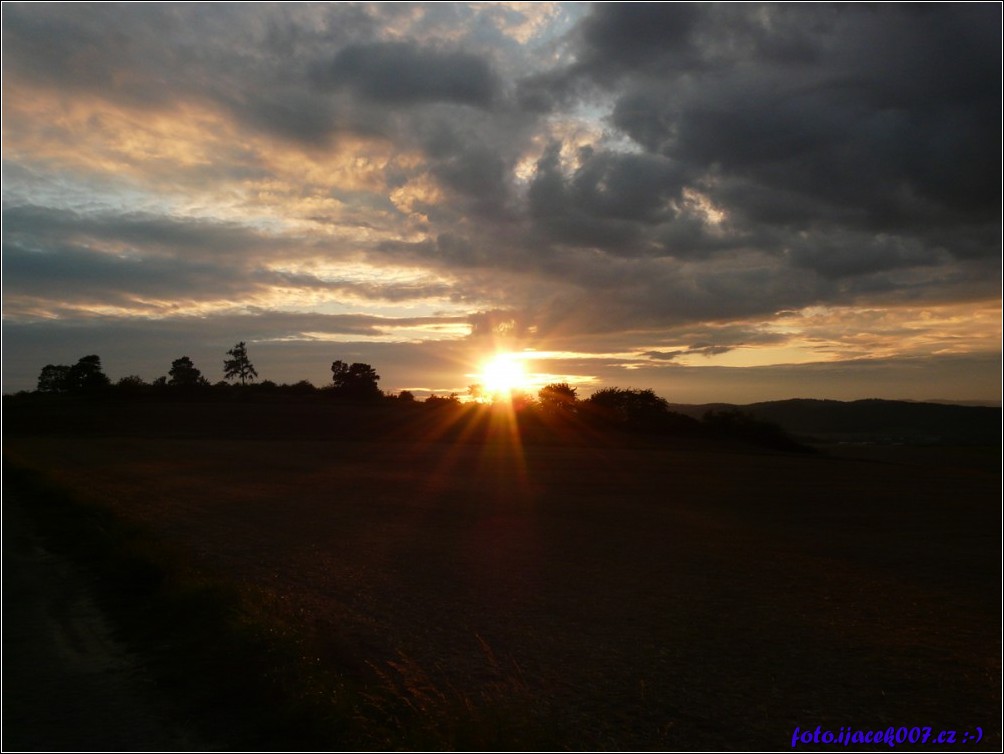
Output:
[
  {"xmin": 318, "ymin": 41, "xmax": 501, "ymax": 108},
  {"xmin": 579, "ymin": 4, "xmax": 999, "ymax": 230},
  {"xmin": 575, "ymin": 2, "xmax": 701, "ymax": 75},
  {"xmin": 784, "ymin": 231, "xmax": 950, "ymax": 280},
  {"xmin": 502, "ymin": 1, "xmax": 1000, "ymax": 324}
]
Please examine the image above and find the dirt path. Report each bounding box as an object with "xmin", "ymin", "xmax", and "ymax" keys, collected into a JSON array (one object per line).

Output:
[{"xmin": 2, "ymin": 496, "xmax": 207, "ymax": 752}]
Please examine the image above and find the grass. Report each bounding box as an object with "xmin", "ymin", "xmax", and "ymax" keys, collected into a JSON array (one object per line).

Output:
[
  {"xmin": 3, "ymin": 402, "xmax": 1000, "ymax": 750},
  {"xmin": 3, "ymin": 464, "xmax": 359, "ymax": 749}
]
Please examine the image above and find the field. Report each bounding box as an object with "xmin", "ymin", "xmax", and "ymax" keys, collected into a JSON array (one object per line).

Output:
[{"xmin": 3, "ymin": 400, "xmax": 1000, "ymax": 750}]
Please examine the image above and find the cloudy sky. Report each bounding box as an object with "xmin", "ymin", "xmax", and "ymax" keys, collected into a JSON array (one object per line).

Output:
[{"xmin": 2, "ymin": 3, "xmax": 1000, "ymax": 403}]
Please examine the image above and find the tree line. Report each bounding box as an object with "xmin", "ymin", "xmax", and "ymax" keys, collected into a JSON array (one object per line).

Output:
[
  {"xmin": 27, "ymin": 343, "xmax": 804, "ymax": 450},
  {"xmin": 33, "ymin": 343, "xmax": 386, "ymax": 400},
  {"xmin": 35, "ymin": 343, "xmax": 262, "ymax": 393}
]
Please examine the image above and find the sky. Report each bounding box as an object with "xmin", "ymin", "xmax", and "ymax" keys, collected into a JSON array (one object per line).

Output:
[{"xmin": 2, "ymin": 2, "xmax": 1000, "ymax": 403}]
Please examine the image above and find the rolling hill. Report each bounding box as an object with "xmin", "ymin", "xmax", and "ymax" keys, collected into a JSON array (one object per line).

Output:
[{"xmin": 667, "ymin": 398, "xmax": 1000, "ymax": 446}]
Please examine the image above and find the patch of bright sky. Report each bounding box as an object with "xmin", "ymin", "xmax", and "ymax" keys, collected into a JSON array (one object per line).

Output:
[
  {"xmin": 477, "ymin": 2, "xmax": 565, "ymax": 45},
  {"xmin": 266, "ymin": 259, "xmax": 441, "ymax": 287},
  {"xmin": 34, "ymin": 298, "xmax": 250, "ymax": 320},
  {"xmin": 461, "ymin": 366, "xmax": 597, "ymax": 397},
  {"xmin": 514, "ymin": 95, "xmax": 644, "ymax": 185},
  {"xmin": 272, "ymin": 291, "xmax": 477, "ymax": 320},
  {"xmin": 2, "ymin": 160, "xmax": 185, "ymax": 218},
  {"xmin": 680, "ymin": 187, "xmax": 727, "ymax": 226},
  {"xmin": 3, "ymin": 155, "xmax": 301, "ymax": 241}
]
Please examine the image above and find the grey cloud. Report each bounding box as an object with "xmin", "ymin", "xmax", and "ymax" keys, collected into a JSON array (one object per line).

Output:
[
  {"xmin": 643, "ymin": 344, "xmax": 735, "ymax": 361},
  {"xmin": 2, "ymin": 240, "xmax": 261, "ymax": 315},
  {"xmin": 527, "ymin": 144, "xmax": 687, "ymax": 255},
  {"xmin": 1, "ymin": 205, "xmax": 459, "ymax": 312},
  {"xmin": 3, "ymin": 205, "xmax": 272, "ymax": 261},
  {"xmin": 690, "ymin": 345, "xmax": 734, "ymax": 358},
  {"xmin": 529, "ymin": 258, "xmax": 833, "ymax": 338},
  {"xmin": 1, "ymin": 3, "xmax": 176, "ymax": 106},
  {"xmin": 643, "ymin": 350, "xmax": 686, "ymax": 361},
  {"xmin": 785, "ymin": 232, "xmax": 951, "ymax": 280},
  {"xmin": 1, "ymin": 4, "xmax": 398, "ymax": 146},
  {"xmin": 375, "ymin": 234, "xmax": 491, "ymax": 270}
]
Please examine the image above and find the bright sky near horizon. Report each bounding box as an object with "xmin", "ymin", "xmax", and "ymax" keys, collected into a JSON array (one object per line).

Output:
[{"xmin": 2, "ymin": 3, "xmax": 1000, "ymax": 403}]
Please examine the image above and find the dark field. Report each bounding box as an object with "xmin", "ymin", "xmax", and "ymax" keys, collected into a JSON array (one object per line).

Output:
[{"xmin": 3, "ymin": 402, "xmax": 1000, "ymax": 750}]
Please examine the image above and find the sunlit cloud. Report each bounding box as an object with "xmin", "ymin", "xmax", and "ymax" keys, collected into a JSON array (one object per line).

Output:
[{"xmin": 282, "ymin": 321, "xmax": 471, "ymax": 344}]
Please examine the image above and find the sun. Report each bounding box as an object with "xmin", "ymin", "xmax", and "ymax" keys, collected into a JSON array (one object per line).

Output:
[{"xmin": 480, "ymin": 352, "xmax": 528, "ymax": 395}]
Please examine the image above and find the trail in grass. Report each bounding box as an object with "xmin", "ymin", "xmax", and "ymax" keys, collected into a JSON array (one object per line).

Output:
[{"xmin": 1, "ymin": 496, "xmax": 209, "ymax": 752}]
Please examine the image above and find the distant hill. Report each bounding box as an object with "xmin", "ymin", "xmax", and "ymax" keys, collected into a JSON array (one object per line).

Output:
[{"xmin": 667, "ymin": 399, "xmax": 1000, "ymax": 446}]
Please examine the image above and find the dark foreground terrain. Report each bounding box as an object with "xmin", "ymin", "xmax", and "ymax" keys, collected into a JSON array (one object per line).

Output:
[{"xmin": 3, "ymin": 400, "xmax": 1000, "ymax": 750}]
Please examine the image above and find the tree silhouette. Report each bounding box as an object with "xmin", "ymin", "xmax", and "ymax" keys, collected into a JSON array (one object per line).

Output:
[
  {"xmin": 539, "ymin": 382, "xmax": 578, "ymax": 412},
  {"xmin": 330, "ymin": 360, "xmax": 382, "ymax": 401},
  {"xmin": 224, "ymin": 342, "xmax": 258, "ymax": 385},
  {"xmin": 37, "ymin": 364, "xmax": 72, "ymax": 393},
  {"xmin": 168, "ymin": 356, "xmax": 206, "ymax": 387},
  {"xmin": 587, "ymin": 387, "xmax": 676, "ymax": 432},
  {"xmin": 70, "ymin": 355, "xmax": 111, "ymax": 392},
  {"xmin": 37, "ymin": 356, "xmax": 111, "ymax": 393},
  {"xmin": 587, "ymin": 387, "xmax": 702, "ymax": 435}
]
